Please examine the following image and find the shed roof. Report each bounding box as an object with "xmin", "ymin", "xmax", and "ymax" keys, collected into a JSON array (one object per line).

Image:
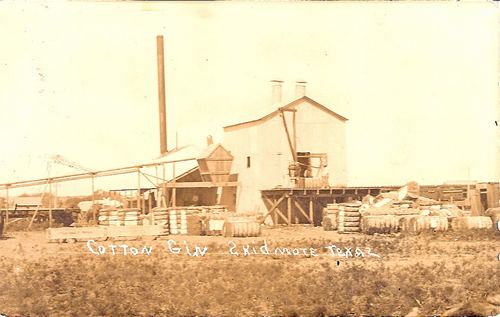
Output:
[
  {"xmin": 223, "ymin": 96, "xmax": 348, "ymax": 130},
  {"xmin": 14, "ymin": 196, "xmax": 43, "ymax": 206},
  {"xmin": 99, "ymin": 146, "xmax": 202, "ymax": 191}
]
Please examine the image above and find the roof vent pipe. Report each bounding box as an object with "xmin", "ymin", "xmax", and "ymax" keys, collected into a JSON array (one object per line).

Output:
[{"xmin": 271, "ymin": 80, "xmax": 284, "ymax": 104}]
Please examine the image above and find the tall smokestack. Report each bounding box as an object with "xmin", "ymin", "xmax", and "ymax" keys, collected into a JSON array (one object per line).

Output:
[
  {"xmin": 157, "ymin": 35, "xmax": 167, "ymax": 155},
  {"xmin": 271, "ymin": 80, "xmax": 283, "ymax": 104},
  {"xmin": 295, "ymin": 81, "xmax": 307, "ymax": 98}
]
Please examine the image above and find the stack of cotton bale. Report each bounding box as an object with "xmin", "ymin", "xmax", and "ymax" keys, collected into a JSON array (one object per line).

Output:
[
  {"xmin": 450, "ymin": 216, "xmax": 493, "ymax": 231},
  {"xmin": 205, "ymin": 212, "xmax": 226, "ymax": 236},
  {"xmin": 119, "ymin": 209, "xmax": 141, "ymax": 226},
  {"xmin": 360, "ymin": 215, "xmax": 399, "ymax": 234},
  {"xmin": 399, "ymin": 215, "xmax": 449, "ymax": 233},
  {"xmin": 322, "ymin": 203, "xmax": 338, "ymax": 231},
  {"xmin": 97, "ymin": 208, "xmax": 142, "ymax": 226},
  {"xmin": 223, "ymin": 214, "xmax": 261, "ymax": 237},
  {"xmin": 485, "ymin": 208, "xmax": 500, "ymax": 231},
  {"xmin": 98, "ymin": 208, "xmax": 121, "ymax": 226},
  {"xmin": 399, "ymin": 203, "xmax": 450, "ymax": 234},
  {"xmin": 168, "ymin": 208, "xmax": 202, "ymax": 235},
  {"xmin": 338, "ymin": 203, "xmax": 361, "ymax": 233},
  {"xmin": 143, "ymin": 207, "xmax": 169, "ymax": 226}
]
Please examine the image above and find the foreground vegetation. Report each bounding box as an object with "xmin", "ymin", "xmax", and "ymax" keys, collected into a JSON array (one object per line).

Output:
[{"xmin": 0, "ymin": 229, "xmax": 499, "ymax": 316}]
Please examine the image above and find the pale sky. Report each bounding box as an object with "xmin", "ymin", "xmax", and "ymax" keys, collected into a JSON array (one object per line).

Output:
[{"xmin": 0, "ymin": 1, "xmax": 499, "ymax": 196}]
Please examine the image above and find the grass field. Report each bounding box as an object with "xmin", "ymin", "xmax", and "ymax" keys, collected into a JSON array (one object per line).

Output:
[{"xmin": 0, "ymin": 227, "xmax": 499, "ymax": 316}]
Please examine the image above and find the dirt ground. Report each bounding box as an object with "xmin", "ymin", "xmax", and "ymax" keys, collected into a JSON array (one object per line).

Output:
[{"xmin": 1, "ymin": 226, "xmax": 498, "ymax": 262}]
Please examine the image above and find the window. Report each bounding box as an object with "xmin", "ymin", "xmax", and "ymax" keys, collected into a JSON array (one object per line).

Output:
[{"xmin": 246, "ymin": 156, "xmax": 251, "ymax": 168}]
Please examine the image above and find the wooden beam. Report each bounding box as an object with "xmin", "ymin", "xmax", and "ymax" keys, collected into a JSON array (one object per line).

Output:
[
  {"xmin": 292, "ymin": 110, "xmax": 297, "ymax": 160},
  {"xmin": 486, "ymin": 183, "xmax": 499, "ymax": 208},
  {"xmin": 28, "ymin": 181, "xmax": 49, "ymax": 230},
  {"xmin": 309, "ymin": 197, "xmax": 314, "ymax": 225},
  {"xmin": 293, "ymin": 199, "xmax": 312, "ymax": 224},
  {"xmin": 261, "ymin": 194, "xmax": 285, "ymax": 224},
  {"xmin": 162, "ymin": 163, "xmax": 168, "ymax": 208},
  {"xmin": 5, "ymin": 187, "xmax": 9, "ymax": 230},
  {"xmin": 48, "ymin": 180, "xmax": 53, "ymax": 228},
  {"xmin": 287, "ymin": 195, "xmax": 292, "ymax": 225},
  {"xmin": 263, "ymin": 195, "xmax": 288, "ymax": 225},
  {"xmin": 141, "ymin": 172, "xmax": 160, "ymax": 188},
  {"xmin": 279, "ymin": 111, "xmax": 297, "ymax": 162},
  {"xmin": 172, "ymin": 162, "xmax": 176, "ymax": 207},
  {"xmin": 137, "ymin": 168, "xmax": 141, "ymax": 210},
  {"xmin": 0, "ymin": 157, "xmax": 198, "ymax": 190},
  {"xmin": 163, "ymin": 181, "xmax": 239, "ymax": 188}
]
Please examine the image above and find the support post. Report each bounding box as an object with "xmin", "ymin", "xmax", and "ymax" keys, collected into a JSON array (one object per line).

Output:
[
  {"xmin": 293, "ymin": 110, "xmax": 297, "ymax": 158},
  {"xmin": 28, "ymin": 181, "xmax": 49, "ymax": 230},
  {"xmin": 91, "ymin": 175, "xmax": 96, "ymax": 222},
  {"xmin": 274, "ymin": 205, "xmax": 278, "ymax": 226},
  {"xmin": 309, "ymin": 197, "xmax": 314, "ymax": 226},
  {"xmin": 172, "ymin": 162, "xmax": 176, "ymax": 207},
  {"xmin": 287, "ymin": 195, "xmax": 292, "ymax": 225},
  {"xmin": 137, "ymin": 167, "xmax": 141, "ymax": 211},
  {"xmin": 162, "ymin": 163, "xmax": 167, "ymax": 207},
  {"xmin": 148, "ymin": 192, "xmax": 152, "ymax": 213},
  {"xmin": 4, "ymin": 186, "xmax": 9, "ymax": 230},
  {"xmin": 48, "ymin": 180, "xmax": 53, "ymax": 228}
]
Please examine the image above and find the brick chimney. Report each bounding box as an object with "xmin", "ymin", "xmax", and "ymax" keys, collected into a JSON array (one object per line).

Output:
[
  {"xmin": 271, "ymin": 80, "xmax": 284, "ymax": 104},
  {"xmin": 295, "ymin": 81, "xmax": 307, "ymax": 98}
]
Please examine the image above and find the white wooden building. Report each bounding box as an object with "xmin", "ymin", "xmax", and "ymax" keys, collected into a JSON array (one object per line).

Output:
[{"xmin": 223, "ymin": 81, "xmax": 348, "ymax": 213}]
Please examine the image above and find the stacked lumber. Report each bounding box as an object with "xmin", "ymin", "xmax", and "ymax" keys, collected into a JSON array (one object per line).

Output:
[
  {"xmin": 322, "ymin": 203, "xmax": 338, "ymax": 231},
  {"xmin": 47, "ymin": 226, "xmax": 107, "ymax": 242},
  {"xmin": 47, "ymin": 225, "xmax": 169, "ymax": 242},
  {"xmin": 106, "ymin": 225, "xmax": 169, "ymax": 239},
  {"xmin": 223, "ymin": 217, "xmax": 261, "ymax": 237},
  {"xmin": 450, "ymin": 216, "xmax": 493, "ymax": 230},
  {"xmin": 360, "ymin": 215, "xmax": 399, "ymax": 234},
  {"xmin": 338, "ymin": 203, "xmax": 361, "ymax": 233}
]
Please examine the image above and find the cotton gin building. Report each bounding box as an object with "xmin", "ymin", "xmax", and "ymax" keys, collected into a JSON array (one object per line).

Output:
[{"xmin": 223, "ymin": 81, "xmax": 348, "ymax": 220}]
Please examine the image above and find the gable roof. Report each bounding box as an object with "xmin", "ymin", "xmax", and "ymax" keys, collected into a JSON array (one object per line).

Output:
[
  {"xmin": 197, "ymin": 143, "xmax": 233, "ymax": 160},
  {"xmin": 223, "ymin": 96, "xmax": 348, "ymax": 131}
]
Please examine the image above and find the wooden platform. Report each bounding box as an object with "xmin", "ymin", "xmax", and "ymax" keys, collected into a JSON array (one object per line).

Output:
[
  {"xmin": 261, "ymin": 186, "xmax": 398, "ymax": 227},
  {"xmin": 261, "ymin": 183, "xmax": 500, "ymax": 226}
]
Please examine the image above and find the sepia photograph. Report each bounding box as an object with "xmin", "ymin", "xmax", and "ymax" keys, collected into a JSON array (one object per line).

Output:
[{"xmin": 0, "ymin": 1, "xmax": 499, "ymax": 316}]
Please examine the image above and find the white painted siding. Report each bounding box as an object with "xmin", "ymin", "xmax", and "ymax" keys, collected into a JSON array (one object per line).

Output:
[{"xmin": 224, "ymin": 99, "xmax": 347, "ymax": 212}]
